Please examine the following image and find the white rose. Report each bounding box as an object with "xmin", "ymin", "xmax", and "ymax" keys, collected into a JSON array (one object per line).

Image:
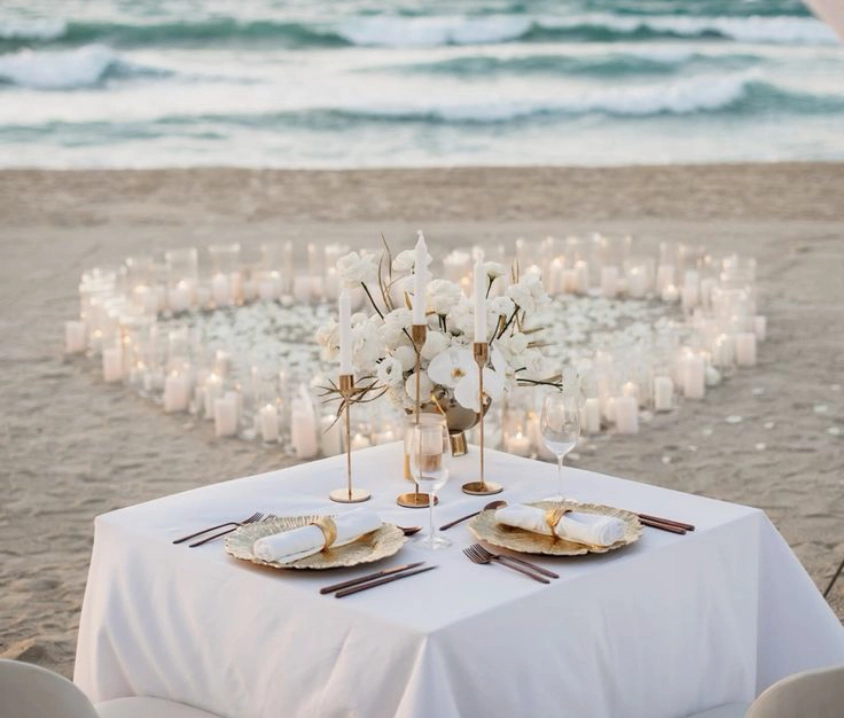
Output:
[
  {"xmin": 384, "ymin": 307, "xmax": 411, "ymax": 327},
  {"xmin": 421, "ymin": 331, "xmax": 451, "ymax": 361},
  {"xmin": 376, "ymin": 357, "xmax": 404, "ymax": 387},
  {"xmin": 405, "ymin": 371, "xmax": 434, "ymax": 403},
  {"xmin": 489, "ymin": 296, "xmax": 515, "ymax": 317},
  {"xmin": 392, "ymin": 248, "xmax": 432, "ymax": 273},
  {"xmin": 427, "ymin": 279, "xmax": 463, "ymax": 315},
  {"xmin": 337, "ymin": 251, "xmax": 378, "ymax": 286},
  {"xmin": 506, "ymin": 283, "xmax": 535, "ymax": 313},
  {"xmin": 315, "ymin": 319, "xmax": 338, "ymax": 349},
  {"xmin": 393, "ymin": 345, "xmax": 417, "ymax": 372},
  {"xmin": 497, "ymin": 332, "xmax": 529, "ymax": 360},
  {"xmin": 352, "ymin": 322, "xmax": 383, "ymax": 371},
  {"xmin": 485, "ymin": 261, "xmax": 507, "ymax": 280},
  {"xmin": 379, "ymin": 321, "xmax": 409, "ymax": 351}
]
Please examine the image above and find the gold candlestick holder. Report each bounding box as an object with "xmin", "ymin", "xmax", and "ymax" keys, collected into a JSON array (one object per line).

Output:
[
  {"xmin": 397, "ymin": 323, "xmax": 437, "ymax": 509},
  {"xmin": 329, "ymin": 373, "xmax": 372, "ymax": 504},
  {"xmin": 462, "ymin": 341, "xmax": 502, "ymax": 496}
]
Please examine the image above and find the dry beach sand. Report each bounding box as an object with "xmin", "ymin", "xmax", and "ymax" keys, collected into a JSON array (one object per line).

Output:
[{"xmin": 1, "ymin": 163, "xmax": 844, "ymax": 679}]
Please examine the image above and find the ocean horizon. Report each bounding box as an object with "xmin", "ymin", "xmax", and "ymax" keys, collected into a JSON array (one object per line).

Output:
[{"xmin": 1, "ymin": 0, "xmax": 842, "ymax": 169}]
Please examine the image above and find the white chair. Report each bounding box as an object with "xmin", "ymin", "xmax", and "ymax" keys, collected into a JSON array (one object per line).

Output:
[
  {"xmin": 0, "ymin": 659, "xmax": 222, "ymax": 718},
  {"xmin": 683, "ymin": 664, "xmax": 844, "ymax": 718}
]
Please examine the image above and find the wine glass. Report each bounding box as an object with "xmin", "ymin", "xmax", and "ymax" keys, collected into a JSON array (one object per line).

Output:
[
  {"xmin": 409, "ymin": 422, "xmax": 452, "ymax": 550},
  {"xmin": 540, "ymin": 392, "xmax": 581, "ymax": 500}
]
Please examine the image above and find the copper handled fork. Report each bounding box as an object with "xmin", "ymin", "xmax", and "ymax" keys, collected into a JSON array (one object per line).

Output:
[
  {"xmin": 463, "ymin": 545, "xmax": 550, "ymax": 584},
  {"xmin": 172, "ymin": 511, "xmax": 263, "ymax": 546},
  {"xmin": 470, "ymin": 543, "xmax": 559, "ymax": 579}
]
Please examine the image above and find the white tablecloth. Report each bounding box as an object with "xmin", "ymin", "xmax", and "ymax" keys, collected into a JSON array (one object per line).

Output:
[{"xmin": 75, "ymin": 444, "xmax": 844, "ymax": 718}]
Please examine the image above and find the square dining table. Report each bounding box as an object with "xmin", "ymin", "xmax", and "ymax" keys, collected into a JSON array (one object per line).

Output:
[{"xmin": 75, "ymin": 443, "xmax": 844, "ymax": 718}]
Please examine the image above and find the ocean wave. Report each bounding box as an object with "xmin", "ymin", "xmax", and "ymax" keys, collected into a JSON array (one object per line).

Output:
[
  {"xmin": 390, "ymin": 50, "xmax": 761, "ymax": 78},
  {"xmin": 0, "ymin": 45, "xmax": 168, "ymax": 90},
  {"xmin": 0, "ymin": 13, "xmax": 835, "ymax": 50}
]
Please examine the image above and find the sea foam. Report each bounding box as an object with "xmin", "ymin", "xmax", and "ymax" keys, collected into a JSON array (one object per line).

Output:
[{"xmin": 0, "ymin": 45, "xmax": 162, "ymax": 90}]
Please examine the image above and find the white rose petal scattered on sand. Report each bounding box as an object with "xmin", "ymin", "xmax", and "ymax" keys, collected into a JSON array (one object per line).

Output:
[
  {"xmin": 764, "ymin": 421, "xmax": 776, "ymax": 430},
  {"xmin": 726, "ymin": 415, "xmax": 743, "ymax": 424},
  {"xmin": 814, "ymin": 404, "xmax": 829, "ymax": 414},
  {"xmin": 828, "ymin": 426, "xmax": 842, "ymax": 437},
  {"xmin": 756, "ymin": 443, "xmax": 767, "ymax": 451},
  {"xmin": 752, "ymin": 387, "xmax": 765, "ymax": 396},
  {"xmin": 662, "ymin": 456, "xmax": 672, "ymax": 465}
]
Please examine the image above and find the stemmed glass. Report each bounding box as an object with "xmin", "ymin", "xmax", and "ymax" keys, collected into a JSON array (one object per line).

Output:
[
  {"xmin": 540, "ymin": 392, "xmax": 581, "ymax": 500},
  {"xmin": 409, "ymin": 422, "xmax": 452, "ymax": 550}
]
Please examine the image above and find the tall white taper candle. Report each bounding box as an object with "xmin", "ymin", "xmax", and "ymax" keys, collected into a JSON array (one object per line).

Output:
[
  {"xmin": 412, "ymin": 231, "xmax": 428, "ymax": 325},
  {"xmin": 338, "ymin": 288, "xmax": 353, "ymax": 375},
  {"xmin": 473, "ymin": 252, "xmax": 487, "ymax": 342}
]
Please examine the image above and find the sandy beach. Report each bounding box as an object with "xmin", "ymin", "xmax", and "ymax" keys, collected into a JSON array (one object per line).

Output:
[{"xmin": 1, "ymin": 163, "xmax": 843, "ymax": 679}]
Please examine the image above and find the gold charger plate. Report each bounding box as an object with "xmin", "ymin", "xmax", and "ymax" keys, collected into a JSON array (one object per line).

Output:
[
  {"xmin": 225, "ymin": 515, "xmax": 406, "ymax": 570},
  {"xmin": 468, "ymin": 500, "xmax": 642, "ymax": 556}
]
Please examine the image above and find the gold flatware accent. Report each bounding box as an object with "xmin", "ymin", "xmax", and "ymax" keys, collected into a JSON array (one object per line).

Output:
[
  {"xmin": 320, "ymin": 562, "xmax": 426, "ymax": 595},
  {"xmin": 439, "ymin": 500, "xmax": 508, "ymax": 531},
  {"xmin": 335, "ymin": 565, "xmax": 438, "ymax": 598},
  {"xmin": 185, "ymin": 512, "xmax": 265, "ymax": 547},
  {"xmin": 463, "ymin": 545, "xmax": 550, "ymax": 584},
  {"xmin": 173, "ymin": 511, "xmax": 263, "ymax": 545},
  {"xmin": 470, "ymin": 543, "xmax": 559, "ymax": 579}
]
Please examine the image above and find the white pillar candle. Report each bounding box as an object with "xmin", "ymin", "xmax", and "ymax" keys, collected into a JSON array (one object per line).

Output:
[
  {"xmin": 155, "ymin": 285, "xmax": 168, "ymax": 312},
  {"xmin": 338, "ymin": 288, "xmax": 353, "ymax": 375},
  {"xmin": 203, "ymin": 374, "xmax": 222, "ymax": 419},
  {"xmin": 196, "ymin": 285, "xmax": 211, "ymax": 309},
  {"xmin": 682, "ymin": 355, "xmax": 706, "ymax": 400},
  {"xmin": 614, "ymin": 396, "xmax": 639, "ymax": 434},
  {"xmin": 562, "ymin": 269, "xmax": 578, "ymax": 294},
  {"xmin": 164, "ymin": 371, "xmax": 191, "ymax": 413},
  {"xmin": 292, "ymin": 276, "xmax": 312, "ymax": 304},
  {"xmin": 574, "ymin": 260, "xmax": 590, "ymax": 294},
  {"xmin": 350, "ymin": 433, "xmax": 372, "ymax": 451},
  {"xmin": 754, "ymin": 315, "xmax": 767, "ymax": 342},
  {"xmin": 682, "ymin": 270, "xmax": 700, "ymax": 311},
  {"xmin": 258, "ymin": 272, "xmax": 281, "ymax": 301},
  {"xmin": 65, "ymin": 320, "xmax": 87, "ymax": 354},
  {"xmin": 506, "ymin": 431, "xmax": 532, "ymax": 457},
  {"xmin": 622, "ymin": 380, "xmax": 640, "ymax": 405},
  {"xmin": 653, "ymin": 376, "xmax": 674, "ymax": 412},
  {"xmin": 656, "ymin": 264, "xmax": 675, "ymax": 293},
  {"xmin": 713, "ymin": 334, "xmax": 735, "ymax": 368},
  {"xmin": 473, "ymin": 252, "xmax": 487, "ymax": 342},
  {"xmin": 242, "ymin": 278, "xmax": 257, "ymax": 303},
  {"xmin": 168, "ymin": 281, "xmax": 191, "ymax": 314},
  {"xmin": 280, "ymin": 240, "xmax": 293, "ymax": 294},
  {"xmin": 226, "ymin": 389, "xmax": 243, "ymax": 425},
  {"xmin": 581, "ymin": 398, "xmax": 601, "ymax": 434},
  {"xmin": 735, "ymin": 332, "xmax": 757, "ymax": 367},
  {"xmin": 259, "ymin": 403, "xmax": 279, "ymax": 443},
  {"xmin": 600, "ymin": 266, "xmax": 619, "ymax": 298},
  {"xmin": 102, "ymin": 347, "xmax": 124, "ymax": 383},
  {"xmin": 211, "ymin": 273, "xmax": 231, "ymax": 307},
  {"xmin": 626, "ymin": 268, "xmax": 646, "ymax": 299},
  {"xmin": 214, "ymin": 395, "xmax": 238, "ymax": 438},
  {"xmin": 413, "ymin": 231, "xmax": 428, "ymax": 324},
  {"xmin": 661, "ymin": 284, "xmax": 680, "ymax": 303},
  {"xmin": 325, "ymin": 267, "xmax": 340, "ymax": 301},
  {"xmin": 548, "ymin": 258, "xmax": 565, "ymax": 295},
  {"xmin": 291, "ymin": 397, "xmax": 319, "ymax": 459},
  {"xmin": 319, "ymin": 415, "xmax": 343, "ymax": 457},
  {"xmin": 229, "ymin": 272, "xmax": 243, "ymax": 305}
]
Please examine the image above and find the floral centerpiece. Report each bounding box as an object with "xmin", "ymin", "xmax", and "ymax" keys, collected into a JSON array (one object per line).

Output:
[{"xmin": 316, "ymin": 235, "xmax": 563, "ymax": 445}]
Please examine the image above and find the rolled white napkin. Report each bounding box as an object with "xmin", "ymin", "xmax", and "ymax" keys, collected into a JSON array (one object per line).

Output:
[
  {"xmin": 495, "ymin": 504, "xmax": 626, "ymax": 547},
  {"xmin": 252, "ymin": 508, "xmax": 382, "ymax": 564}
]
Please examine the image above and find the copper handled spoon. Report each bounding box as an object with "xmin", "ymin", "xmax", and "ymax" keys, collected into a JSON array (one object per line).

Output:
[{"xmin": 439, "ymin": 500, "xmax": 508, "ymax": 531}]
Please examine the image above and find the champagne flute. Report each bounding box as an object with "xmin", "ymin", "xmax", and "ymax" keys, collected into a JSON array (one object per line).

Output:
[
  {"xmin": 540, "ymin": 392, "xmax": 581, "ymax": 500},
  {"xmin": 409, "ymin": 422, "xmax": 452, "ymax": 550}
]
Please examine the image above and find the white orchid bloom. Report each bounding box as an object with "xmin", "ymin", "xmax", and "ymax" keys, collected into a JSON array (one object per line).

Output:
[
  {"xmin": 427, "ymin": 348, "xmax": 475, "ymax": 389},
  {"xmin": 454, "ymin": 365, "xmax": 505, "ymax": 413},
  {"xmin": 393, "ymin": 345, "xmax": 417, "ymax": 372}
]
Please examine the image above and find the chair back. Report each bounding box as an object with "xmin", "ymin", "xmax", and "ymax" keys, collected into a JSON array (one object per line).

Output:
[
  {"xmin": 0, "ymin": 658, "xmax": 99, "ymax": 718},
  {"xmin": 748, "ymin": 665, "xmax": 844, "ymax": 718}
]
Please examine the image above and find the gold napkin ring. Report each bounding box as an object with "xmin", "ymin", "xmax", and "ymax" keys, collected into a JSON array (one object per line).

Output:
[
  {"xmin": 310, "ymin": 517, "xmax": 337, "ymax": 551},
  {"xmin": 545, "ymin": 508, "xmax": 566, "ymax": 538}
]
